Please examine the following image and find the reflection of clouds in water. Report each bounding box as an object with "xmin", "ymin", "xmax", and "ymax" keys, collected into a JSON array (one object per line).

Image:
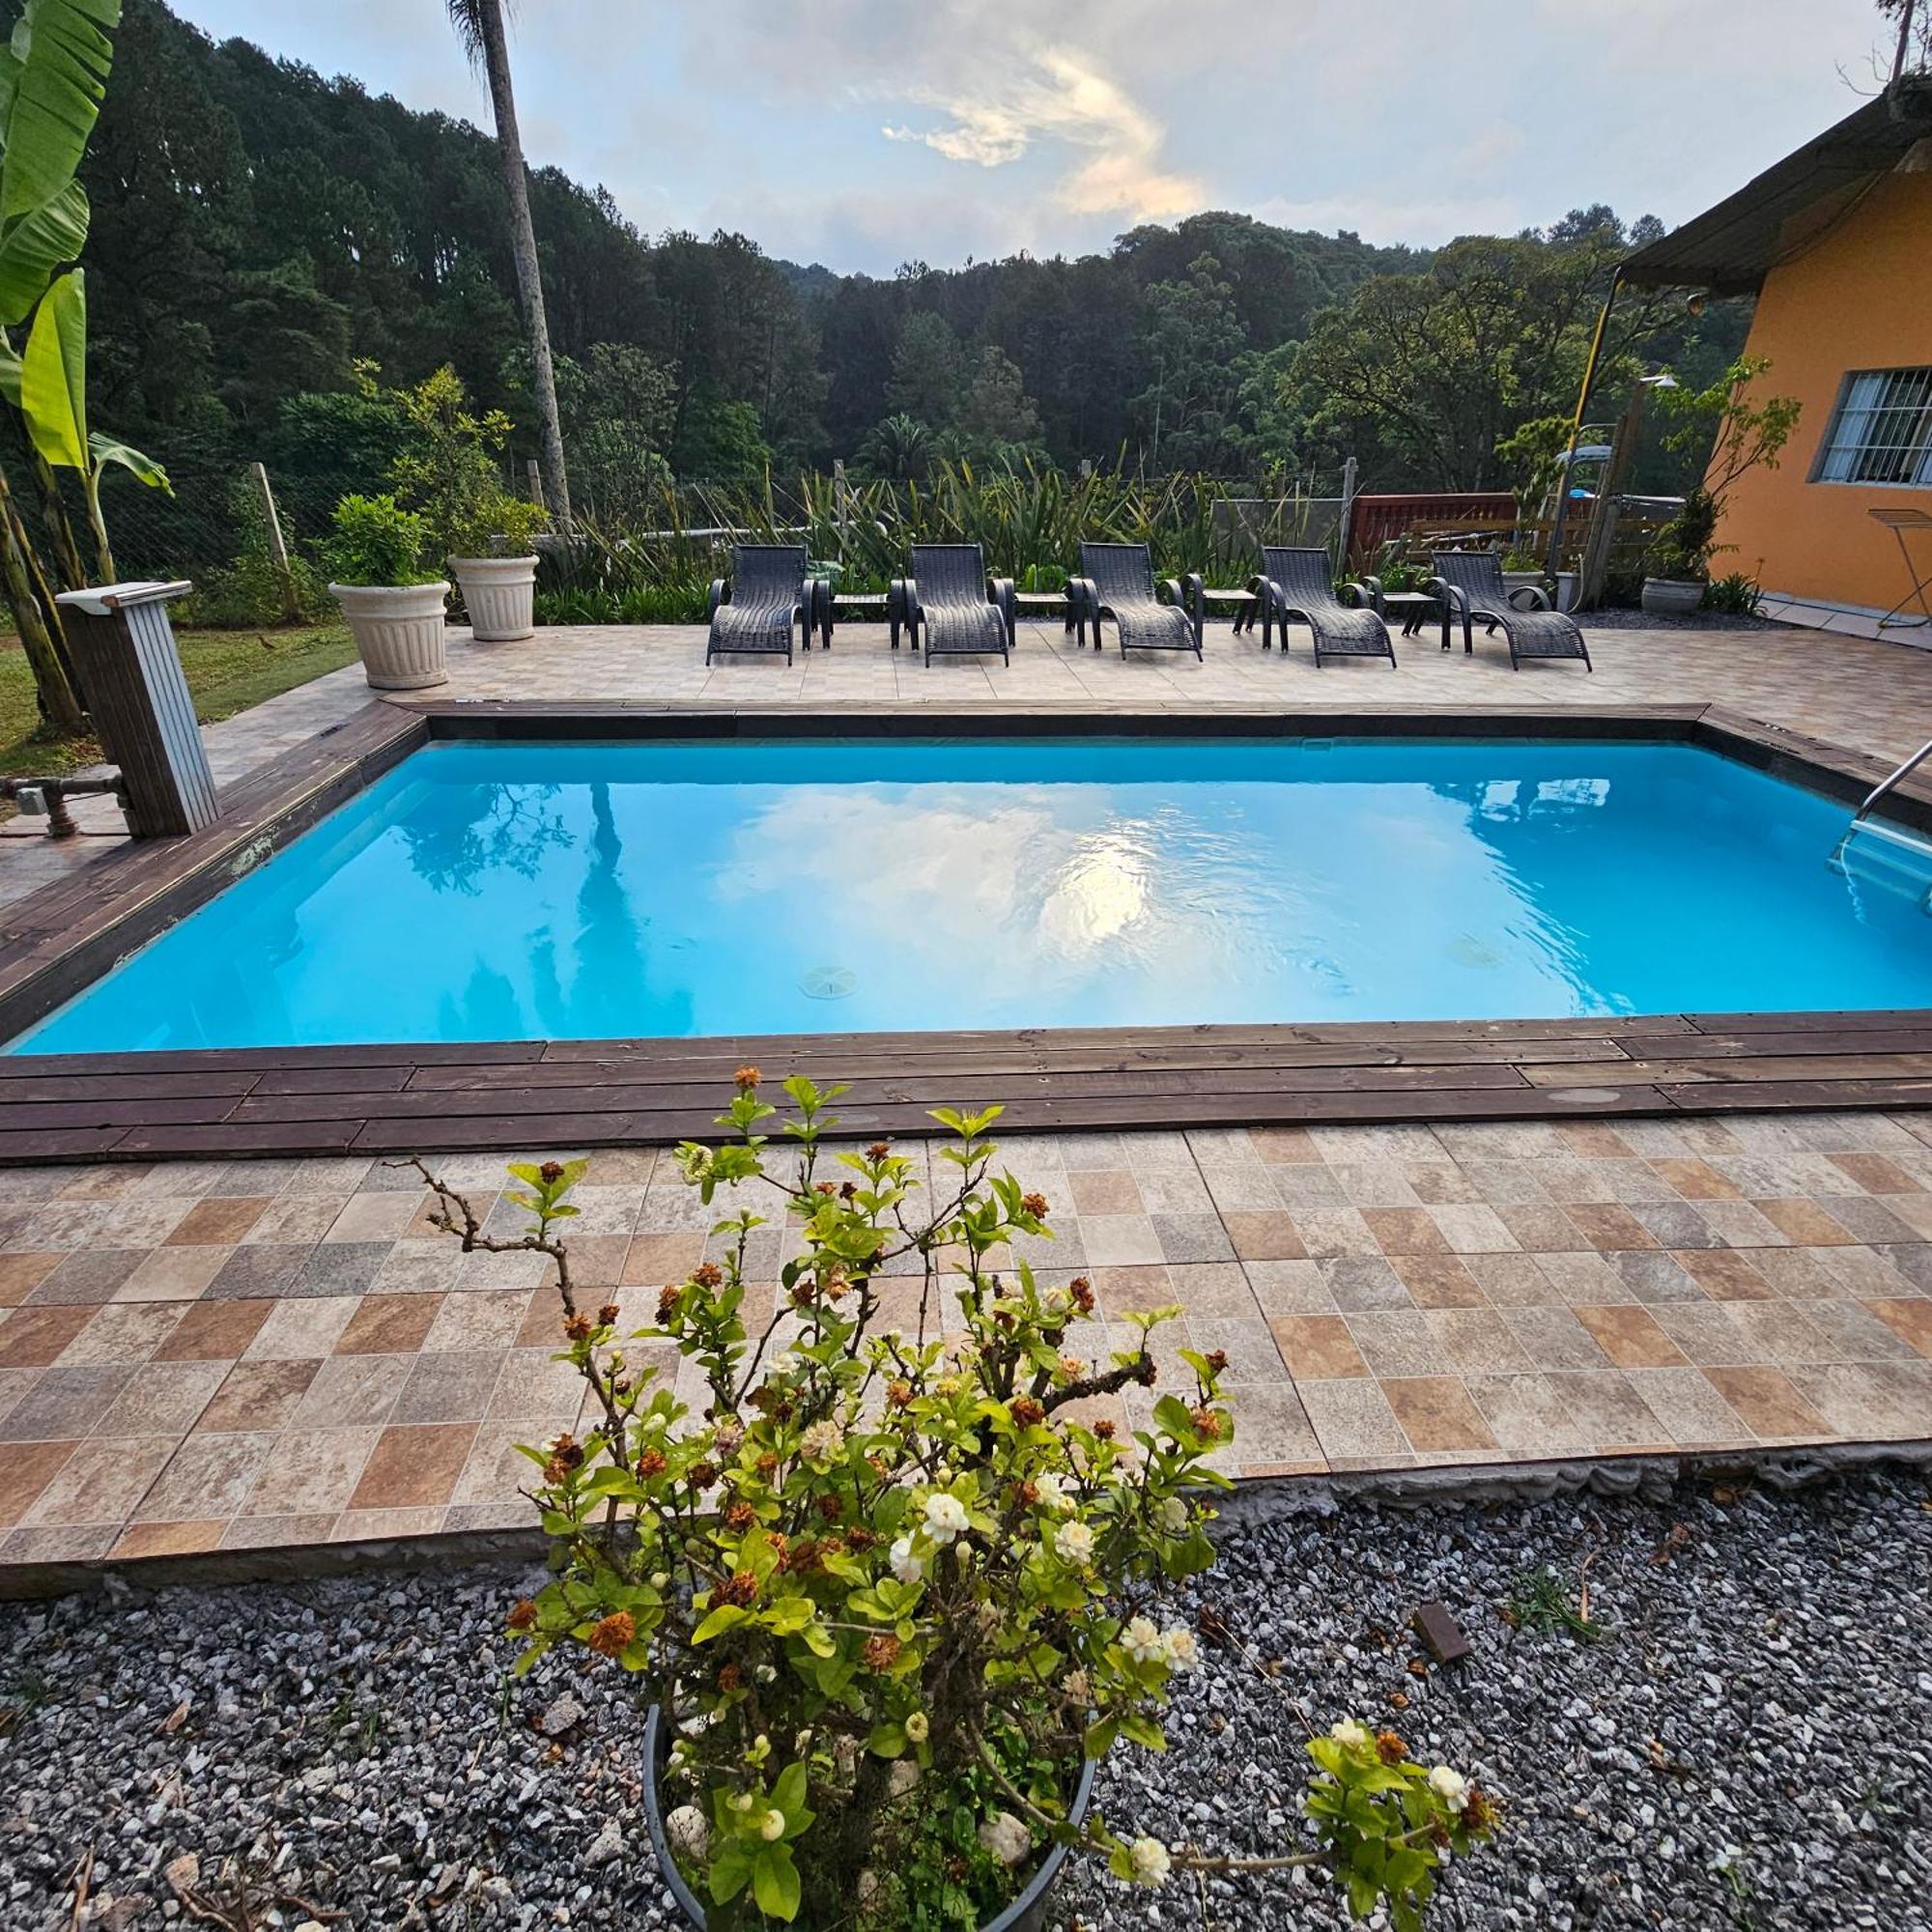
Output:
[{"xmin": 712, "ymin": 785, "xmax": 1261, "ymax": 995}]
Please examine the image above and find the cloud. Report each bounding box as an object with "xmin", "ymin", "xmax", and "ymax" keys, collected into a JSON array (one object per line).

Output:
[{"xmin": 874, "ymin": 43, "xmax": 1203, "ymax": 220}]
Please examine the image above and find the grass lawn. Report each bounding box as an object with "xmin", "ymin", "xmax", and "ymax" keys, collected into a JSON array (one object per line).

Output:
[{"xmin": 0, "ymin": 621, "xmax": 357, "ymax": 778}]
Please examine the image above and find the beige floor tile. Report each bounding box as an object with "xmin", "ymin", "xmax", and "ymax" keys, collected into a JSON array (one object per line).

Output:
[
  {"xmin": 1381, "ymin": 1376, "xmax": 1498, "ymax": 1454},
  {"xmin": 1296, "ymin": 1378, "xmax": 1406, "ymax": 1461}
]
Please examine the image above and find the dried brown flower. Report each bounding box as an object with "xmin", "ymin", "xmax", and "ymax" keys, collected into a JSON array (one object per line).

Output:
[
  {"xmin": 1376, "ymin": 1730, "xmax": 1408, "ymax": 1765},
  {"xmin": 861, "ymin": 1634, "xmax": 902, "ymax": 1672},
  {"xmin": 734, "ymin": 1065, "xmax": 761, "ymax": 1090},
  {"xmin": 818, "ymin": 1493, "xmax": 842, "ymax": 1522},
  {"xmin": 506, "ymin": 1598, "xmax": 537, "ymax": 1633},
  {"xmin": 814, "ymin": 1180, "xmax": 838, "ymax": 1197},
  {"xmin": 846, "ymin": 1526, "xmax": 877, "ymax": 1551},
  {"xmin": 715, "ymin": 1571, "xmax": 758, "ymax": 1608},
  {"xmin": 1021, "ymin": 1192, "xmax": 1049, "ymax": 1219},
  {"xmin": 886, "ymin": 1379, "xmax": 914, "ymax": 1408},
  {"xmin": 755, "ymin": 1452, "xmax": 780, "ymax": 1479},
  {"xmin": 1069, "ymin": 1276, "xmax": 1095, "ymax": 1313},
  {"xmin": 716, "ymin": 1662, "xmax": 743, "ymax": 1693},
  {"xmin": 1189, "ymin": 1406, "xmax": 1221, "ymax": 1439},
  {"xmin": 636, "ymin": 1448, "xmax": 668, "ymax": 1480},
  {"xmin": 657, "ymin": 1284, "xmax": 682, "ymax": 1322},
  {"xmin": 539, "ymin": 1160, "xmax": 565, "ymax": 1184},
  {"xmin": 692, "ymin": 1263, "xmax": 724, "ymax": 1290},
  {"xmin": 587, "ymin": 1610, "xmax": 636, "ymax": 1658},
  {"xmin": 1205, "ymin": 1349, "xmax": 1229, "ymax": 1374},
  {"xmin": 597, "ymin": 1302, "xmax": 621, "ymax": 1328},
  {"xmin": 725, "ymin": 1501, "xmax": 755, "ymax": 1532},
  {"xmin": 1010, "ymin": 1397, "xmax": 1045, "ymax": 1428},
  {"xmin": 866, "ymin": 1141, "xmax": 891, "ymax": 1161},
  {"xmin": 838, "ymin": 1180, "xmax": 856, "ymax": 1201},
  {"xmin": 688, "ymin": 1461, "xmax": 719, "ymax": 1489},
  {"xmin": 1093, "ymin": 1419, "xmax": 1116, "ymax": 1440},
  {"xmin": 563, "ymin": 1312, "xmax": 593, "ymax": 1343}
]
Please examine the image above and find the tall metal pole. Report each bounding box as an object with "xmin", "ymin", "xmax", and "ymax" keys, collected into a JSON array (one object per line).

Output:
[{"xmin": 1546, "ymin": 267, "xmax": 1624, "ymax": 574}]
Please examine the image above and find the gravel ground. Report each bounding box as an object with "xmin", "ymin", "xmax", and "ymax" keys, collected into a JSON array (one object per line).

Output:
[{"xmin": 2, "ymin": 1468, "xmax": 1928, "ymax": 1931}]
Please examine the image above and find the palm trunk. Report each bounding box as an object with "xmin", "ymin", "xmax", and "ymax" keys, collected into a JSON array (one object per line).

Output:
[
  {"xmin": 29, "ymin": 448, "xmax": 90, "ymax": 594},
  {"xmin": 474, "ymin": 0, "xmax": 572, "ymax": 529},
  {"xmin": 0, "ymin": 463, "xmax": 83, "ymax": 736}
]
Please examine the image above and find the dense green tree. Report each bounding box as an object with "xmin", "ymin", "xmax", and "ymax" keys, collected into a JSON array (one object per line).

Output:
[
  {"xmin": 956, "ymin": 345, "xmax": 1040, "ymax": 449},
  {"xmin": 884, "ymin": 312, "xmax": 968, "ymax": 427},
  {"xmin": 1131, "ymin": 255, "xmax": 1248, "ymax": 472}
]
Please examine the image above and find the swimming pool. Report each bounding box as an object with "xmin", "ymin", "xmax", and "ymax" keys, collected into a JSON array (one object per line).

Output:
[{"xmin": 11, "ymin": 735, "xmax": 1932, "ymax": 1054}]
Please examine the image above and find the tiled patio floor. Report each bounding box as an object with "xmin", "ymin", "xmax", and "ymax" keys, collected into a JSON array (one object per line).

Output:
[
  {"xmin": 4, "ymin": 616, "xmax": 1932, "ymax": 1574},
  {"xmin": 2, "ymin": 1110, "xmax": 1928, "ymax": 1570}
]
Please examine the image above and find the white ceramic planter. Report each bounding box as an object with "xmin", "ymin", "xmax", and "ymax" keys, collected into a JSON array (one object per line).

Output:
[
  {"xmin": 330, "ymin": 581, "xmax": 450, "ymax": 690},
  {"xmin": 449, "ymin": 554, "xmax": 538, "ymax": 642},
  {"xmin": 1502, "ymin": 570, "xmax": 1549, "ymax": 610},
  {"xmin": 1640, "ymin": 577, "xmax": 1705, "ymax": 617}
]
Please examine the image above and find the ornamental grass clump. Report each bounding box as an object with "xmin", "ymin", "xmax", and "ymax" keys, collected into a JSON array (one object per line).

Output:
[{"xmin": 412, "ymin": 1073, "xmax": 1493, "ymax": 1928}]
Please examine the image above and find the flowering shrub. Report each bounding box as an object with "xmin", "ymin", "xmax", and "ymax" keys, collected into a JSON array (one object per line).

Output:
[{"xmin": 413, "ymin": 1073, "xmax": 1493, "ymax": 1927}]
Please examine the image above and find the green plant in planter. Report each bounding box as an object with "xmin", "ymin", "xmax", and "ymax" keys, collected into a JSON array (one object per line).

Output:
[
  {"xmin": 410, "ymin": 1076, "xmax": 1496, "ymax": 1928},
  {"xmin": 322, "ymin": 493, "xmax": 438, "ymax": 587},
  {"xmin": 384, "ymin": 362, "xmax": 548, "ymax": 560},
  {"xmin": 1648, "ymin": 356, "xmax": 1800, "ymax": 583}
]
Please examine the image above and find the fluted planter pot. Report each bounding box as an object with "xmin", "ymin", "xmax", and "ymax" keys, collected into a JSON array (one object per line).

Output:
[
  {"xmin": 330, "ymin": 581, "xmax": 450, "ymax": 690},
  {"xmin": 1640, "ymin": 577, "xmax": 1705, "ymax": 616},
  {"xmin": 449, "ymin": 554, "xmax": 538, "ymax": 642},
  {"xmin": 640, "ymin": 1705, "xmax": 1097, "ymax": 1932}
]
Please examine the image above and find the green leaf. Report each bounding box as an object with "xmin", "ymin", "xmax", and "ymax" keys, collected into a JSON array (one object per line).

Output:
[
  {"xmin": 692, "ymin": 1604, "xmax": 749, "ymax": 1643},
  {"xmin": 85, "ymin": 426, "xmax": 167, "ymax": 492},
  {"xmin": 867, "ymin": 1721, "xmax": 906, "ymax": 1758},
  {"xmin": 0, "ymin": 174, "xmax": 84, "ymax": 325},
  {"xmin": 752, "ymin": 1843, "xmax": 802, "ymax": 1921},
  {"xmin": 0, "ymin": 0, "xmax": 118, "ymax": 228},
  {"xmin": 20, "ymin": 261, "xmax": 83, "ymax": 469}
]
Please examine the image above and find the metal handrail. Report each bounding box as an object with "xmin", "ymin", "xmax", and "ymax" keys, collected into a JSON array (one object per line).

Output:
[{"xmin": 1854, "ymin": 737, "xmax": 1932, "ymax": 824}]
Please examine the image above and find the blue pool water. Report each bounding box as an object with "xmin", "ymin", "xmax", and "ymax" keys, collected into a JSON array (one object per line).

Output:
[{"xmin": 13, "ymin": 737, "xmax": 1932, "ymax": 1053}]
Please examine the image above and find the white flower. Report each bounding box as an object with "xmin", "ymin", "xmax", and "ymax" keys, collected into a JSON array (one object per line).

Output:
[
  {"xmin": 799, "ymin": 1420, "xmax": 843, "ymax": 1463},
  {"xmin": 759, "ymin": 1808, "xmax": 786, "ymax": 1841},
  {"xmin": 1033, "ymin": 1471, "xmax": 1074, "ymax": 1513},
  {"xmin": 905, "ymin": 1711, "xmax": 930, "ymax": 1745},
  {"xmin": 889, "ymin": 1536, "xmax": 923, "ymax": 1584},
  {"xmin": 1064, "ymin": 1669, "xmax": 1091, "ymax": 1704},
  {"xmin": 1163, "ymin": 1627, "xmax": 1201, "ymax": 1674},
  {"xmin": 712, "ymin": 1418, "xmax": 745, "ymax": 1456},
  {"xmin": 923, "ymin": 1492, "xmax": 970, "ymax": 1545},
  {"xmin": 666, "ymin": 1804, "xmax": 710, "ymax": 1861},
  {"xmin": 675, "ymin": 1145, "xmax": 713, "ymax": 1183},
  {"xmin": 1429, "ymin": 1766, "xmax": 1470, "ymax": 1812},
  {"xmin": 1128, "ymin": 1837, "xmax": 1172, "ymax": 1887},
  {"xmin": 1122, "ymin": 1616, "xmax": 1165, "ymax": 1665},
  {"xmin": 770, "ymin": 1351, "xmax": 800, "ymax": 1378},
  {"xmin": 1330, "ymin": 1719, "xmax": 1372, "ymax": 1750},
  {"xmin": 1055, "ymin": 1520, "xmax": 1094, "ymax": 1566},
  {"xmin": 978, "ymin": 1810, "xmax": 1032, "ymax": 1866},
  {"xmin": 1160, "ymin": 1496, "xmax": 1189, "ymax": 1532},
  {"xmin": 729, "ymin": 1791, "xmax": 756, "ymax": 1813}
]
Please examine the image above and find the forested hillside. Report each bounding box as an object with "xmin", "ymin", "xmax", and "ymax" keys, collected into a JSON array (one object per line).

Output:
[{"xmin": 70, "ymin": 0, "xmax": 1747, "ymax": 527}]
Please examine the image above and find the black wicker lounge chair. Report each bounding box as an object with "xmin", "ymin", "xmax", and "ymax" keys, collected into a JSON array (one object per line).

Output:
[
  {"xmin": 1257, "ymin": 547, "xmax": 1396, "ymax": 668},
  {"xmin": 1428, "ymin": 551, "xmax": 1591, "ymax": 670},
  {"xmin": 904, "ymin": 544, "xmax": 1014, "ymax": 665},
  {"xmin": 1070, "ymin": 543, "xmax": 1202, "ymax": 659},
  {"xmin": 705, "ymin": 544, "xmax": 813, "ymax": 666}
]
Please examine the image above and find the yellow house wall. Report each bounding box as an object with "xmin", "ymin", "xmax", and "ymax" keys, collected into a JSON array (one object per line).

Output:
[{"xmin": 1715, "ymin": 170, "xmax": 1932, "ymax": 611}]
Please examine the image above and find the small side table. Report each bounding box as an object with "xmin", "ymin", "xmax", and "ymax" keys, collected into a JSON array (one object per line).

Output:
[
  {"xmin": 1379, "ymin": 590, "xmax": 1439, "ymax": 639},
  {"xmin": 1871, "ymin": 507, "xmax": 1932, "ymax": 632}
]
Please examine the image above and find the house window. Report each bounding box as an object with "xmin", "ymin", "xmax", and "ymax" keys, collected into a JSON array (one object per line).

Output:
[{"xmin": 1815, "ymin": 367, "xmax": 1932, "ymax": 487}]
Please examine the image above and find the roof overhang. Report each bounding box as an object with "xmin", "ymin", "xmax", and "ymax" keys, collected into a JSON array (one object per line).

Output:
[{"xmin": 1620, "ymin": 79, "xmax": 1932, "ymax": 295}]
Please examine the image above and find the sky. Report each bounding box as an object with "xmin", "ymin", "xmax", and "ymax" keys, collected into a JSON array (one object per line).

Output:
[{"xmin": 172, "ymin": 0, "xmax": 1902, "ymax": 275}]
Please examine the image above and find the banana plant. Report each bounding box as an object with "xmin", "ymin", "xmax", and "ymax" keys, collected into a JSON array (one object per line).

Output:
[
  {"xmin": 9, "ymin": 266, "xmax": 168, "ymax": 582},
  {"xmin": 0, "ymin": 0, "xmax": 124, "ymax": 733}
]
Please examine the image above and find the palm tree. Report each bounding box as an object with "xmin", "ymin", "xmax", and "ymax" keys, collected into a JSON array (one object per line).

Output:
[{"xmin": 447, "ymin": 0, "xmax": 572, "ymax": 526}]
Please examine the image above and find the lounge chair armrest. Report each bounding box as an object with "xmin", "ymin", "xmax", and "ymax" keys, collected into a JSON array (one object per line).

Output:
[
  {"xmin": 1342, "ymin": 578, "xmax": 1377, "ymax": 610},
  {"xmin": 1508, "ymin": 582, "xmax": 1552, "ymax": 611},
  {"xmin": 989, "ymin": 576, "xmax": 1016, "ymax": 647},
  {"xmin": 1065, "ymin": 576, "xmax": 1097, "ymax": 616},
  {"xmin": 707, "ymin": 577, "xmax": 727, "ymax": 621},
  {"xmin": 1159, "ymin": 575, "xmax": 1187, "ymax": 608},
  {"xmin": 900, "ymin": 575, "xmax": 922, "ymax": 624},
  {"xmin": 887, "ymin": 577, "xmax": 906, "ymax": 627},
  {"xmin": 1425, "ymin": 576, "xmax": 1463, "ymax": 611}
]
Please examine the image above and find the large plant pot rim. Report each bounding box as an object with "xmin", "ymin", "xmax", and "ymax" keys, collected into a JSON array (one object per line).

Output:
[
  {"xmin": 639, "ymin": 1704, "xmax": 1098, "ymax": 1932},
  {"xmin": 447, "ymin": 554, "xmax": 539, "ymax": 573},
  {"xmin": 328, "ymin": 580, "xmax": 450, "ymax": 606}
]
